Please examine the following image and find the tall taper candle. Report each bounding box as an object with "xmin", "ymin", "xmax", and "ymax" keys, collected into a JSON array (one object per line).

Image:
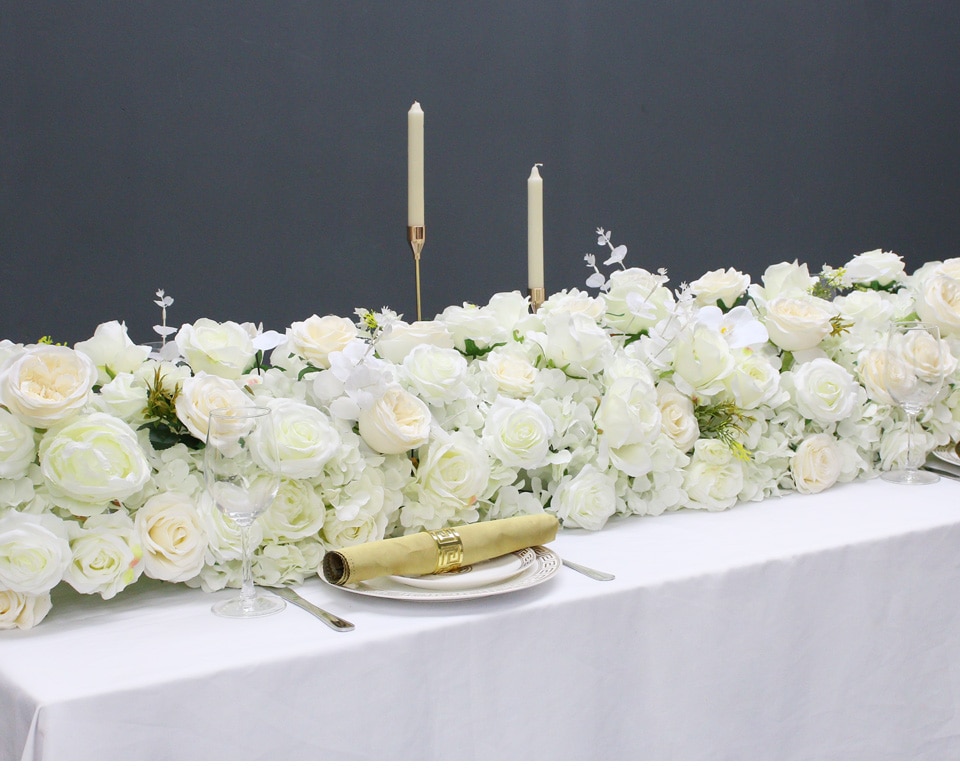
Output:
[
  {"xmin": 408, "ymin": 102, "xmax": 425, "ymax": 227},
  {"xmin": 528, "ymin": 164, "xmax": 544, "ymax": 289}
]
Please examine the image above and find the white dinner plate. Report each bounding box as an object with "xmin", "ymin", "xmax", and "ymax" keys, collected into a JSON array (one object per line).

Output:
[
  {"xmin": 321, "ymin": 546, "xmax": 561, "ymax": 602},
  {"xmin": 933, "ymin": 445, "xmax": 960, "ymax": 467},
  {"xmin": 391, "ymin": 547, "xmax": 537, "ymax": 590}
]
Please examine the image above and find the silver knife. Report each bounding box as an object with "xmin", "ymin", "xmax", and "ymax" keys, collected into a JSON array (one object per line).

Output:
[{"xmin": 268, "ymin": 586, "xmax": 355, "ymax": 632}]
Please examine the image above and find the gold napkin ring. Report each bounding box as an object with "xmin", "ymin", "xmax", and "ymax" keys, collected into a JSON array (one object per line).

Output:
[{"xmin": 429, "ymin": 528, "xmax": 463, "ymax": 573}]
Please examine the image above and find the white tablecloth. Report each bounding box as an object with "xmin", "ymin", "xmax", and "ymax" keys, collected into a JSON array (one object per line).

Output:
[{"xmin": 2, "ymin": 478, "xmax": 960, "ymax": 760}]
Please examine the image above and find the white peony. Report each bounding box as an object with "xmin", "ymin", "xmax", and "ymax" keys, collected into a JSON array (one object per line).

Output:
[
  {"xmin": 175, "ymin": 318, "xmax": 256, "ymax": 378},
  {"xmin": 0, "ymin": 344, "xmax": 97, "ymax": 428},
  {"xmin": 134, "ymin": 492, "xmax": 207, "ymax": 583},
  {"xmin": 357, "ymin": 385, "xmax": 431, "ymax": 454},
  {"xmin": 39, "ymin": 413, "xmax": 151, "ymax": 506}
]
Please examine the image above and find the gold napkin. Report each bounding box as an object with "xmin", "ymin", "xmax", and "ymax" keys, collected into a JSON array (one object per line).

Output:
[{"xmin": 321, "ymin": 513, "xmax": 559, "ymax": 586}]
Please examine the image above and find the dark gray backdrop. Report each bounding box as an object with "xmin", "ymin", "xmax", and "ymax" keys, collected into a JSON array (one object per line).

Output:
[{"xmin": 3, "ymin": 0, "xmax": 960, "ymax": 345}]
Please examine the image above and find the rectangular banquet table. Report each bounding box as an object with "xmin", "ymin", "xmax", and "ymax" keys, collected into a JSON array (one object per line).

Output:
[{"xmin": 2, "ymin": 478, "xmax": 960, "ymax": 760}]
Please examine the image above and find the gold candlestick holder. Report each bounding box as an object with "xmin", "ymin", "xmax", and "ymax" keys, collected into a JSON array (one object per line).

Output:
[
  {"xmin": 407, "ymin": 225, "xmax": 425, "ymax": 321},
  {"xmin": 529, "ymin": 286, "xmax": 546, "ymax": 312}
]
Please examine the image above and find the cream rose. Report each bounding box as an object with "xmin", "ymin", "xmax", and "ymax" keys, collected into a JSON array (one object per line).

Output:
[
  {"xmin": 416, "ymin": 430, "xmax": 491, "ymax": 512},
  {"xmin": 0, "ymin": 511, "xmax": 71, "ymax": 594},
  {"xmin": 657, "ymin": 383, "xmax": 699, "ymax": 452},
  {"xmin": 0, "ymin": 344, "xmax": 97, "ymax": 428},
  {"xmin": 39, "ymin": 413, "xmax": 151, "ymax": 506},
  {"xmin": 791, "ymin": 359, "xmax": 861, "ymax": 424},
  {"xmin": 64, "ymin": 511, "xmax": 143, "ymax": 599},
  {"xmin": 402, "ymin": 344, "xmax": 469, "ymax": 403},
  {"xmin": 791, "ymin": 433, "xmax": 842, "ymax": 494},
  {"xmin": 267, "ymin": 398, "xmax": 341, "ymax": 478},
  {"xmin": 0, "ymin": 589, "xmax": 53, "ymax": 630},
  {"xmin": 175, "ymin": 373, "xmax": 255, "ymax": 442},
  {"xmin": 0, "ymin": 408, "xmax": 36, "ymax": 479},
  {"xmin": 763, "ymin": 295, "xmax": 836, "ymax": 351},
  {"xmin": 175, "ymin": 318, "xmax": 256, "ymax": 378},
  {"xmin": 134, "ymin": 492, "xmax": 207, "ymax": 582},
  {"xmin": 75, "ymin": 320, "xmax": 151, "ymax": 384},
  {"xmin": 688, "ymin": 268, "xmax": 750, "ymax": 308},
  {"xmin": 551, "ymin": 465, "xmax": 617, "ymax": 530},
  {"xmin": 482, "ymin": 346, "xmax": 538, "ymax": 398},
  {"xmin": 481, "ymin": 396, "xmax": 554, "ymax": 470},
  {"xmin": 288, "ymin": 314, "xmax": 358, "ymax": 368},
  {"xmin": 357, "ymin": 385, "xmax": 431, "ymax": 454}
]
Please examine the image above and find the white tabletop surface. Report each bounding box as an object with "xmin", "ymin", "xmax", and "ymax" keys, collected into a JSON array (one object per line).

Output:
[{"xmin": 2, "ymin": 478, "xmax": 959, "ymax": 760}]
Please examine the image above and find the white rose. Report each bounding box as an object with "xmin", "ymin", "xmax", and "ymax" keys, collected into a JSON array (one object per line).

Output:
[
  {"xmin": 39, "ymin": 413, "xmax": 151, "ymax": 506},
  {"xmin": 287, "ymin": 315, "xmax": 358, "ymax": 368},
  {"xmin": 175, "ymin": 318, "xmax": 256, "ymax": 378},
  {"xmin": 671, "ymin": 323, "xmax": 736, "ymax": 397},
  {"xmin": 842, "ymin": 249, "xmax": 906, "ymax": 287},
  {"xmin": 595, "ymin": 378, "xmax": 662, "ymax": 448},
  {"xmin": 175, "ymin": 373, "xmax": 255, "ymax": 442},
  {"xmin": 64, "ymin": 511, "xmax": 143, "ymax": 599},
  {"xmin": 0, "ymin": 345, "xmax": 97, "ymax": 428},
  {"xmin": 0, "ymin": 589, "xmax": 53, "ymax": 630},
  {"xmin": 482, "ymin": 346, "xmax": 538, "ymax": 398},
  {"xmin": 322, "ymin": 507, "xmax": 387, "ymax": 549},
  {"xmin": 763, "ymin": 295, "xmax": 836, "ymax": 351},
  {"xmin": 439, "ymin": 304, "xmax": 509, "ymax": 351},
  {"xmin": 267, "ymin": 398, "xmax": 341, "ymax": 478},
  {"xmin": 539, "ymin": 289, "xmax": 606, "ymax": 320},
  {"xmin": 552, "ymin": 465, "xmax": 617, "ymax": 531},
  {"xmin": 402, "ymin": 344, "xmax": 469, "ymax": 403},
  {"xmin": 791, "ymin": 359, "xmax": 861, "ymax": 424},
  {"xmin": 683, "ymin": 439, "xmax": 744, "ymax": 510},
  {"xmin": 915, "ymin": 273, "xmax": 960, "ymax": 337},
  {"xmin": 375, "ymin": 320, "xmax": 455, "ymax": 364},
  {"xmin": 485, "ymin": 291, "xmax": 532, "ymax": 329},
  {"xmin": 753, "ymin": 261, "xmax": 816, "ymax": 303},
  {"xmin": 134, "ymin": 492, "xmax": 207, "ymax": 582},
  {"xmin": 607, "ymin": 442, "xmax": 656, "ymax": 477},
  {"xmin": 894, "ymin": 325, "xmax": 958, "ymax": 383},
  {"xmin": 857, "ymin": 347, "xmax": 896, "ymax": 405},
  {"xmin": 357, "ymin": 385, "xmax": 431, "ymax": 454},
  {"xmin": 657, "ymin": 383, "xmax": 699, "ymax": 452},
  {"xmin": 688, "ymin": 268, "xmax": 750, "ymax": 308},
  {"xmin": 604, "ymin": 268, "xmax": 675, "ymax": 334},
  {"xmin": 0, "ymin": 511, "xmax": 71, "ymax": 593},
  {"xmin": 259, "ymin": 478, "xmax": 326, "ymax": 541},
  {"xmin": 791, "ymin": 433, "xmax": 842, "ymax": 494},
  {"xmin": 416, "ymin": 430, "xmax": 491, "ymax": 511},
  {"xmin": 96, "ymin": 371, "xmax": 149, "ymax": 422},
  {"xmin": 482, "ymin": 396, "xmax": 554, "ymax": 470},
  {"xmin": 0, "ymin": 409, "xmax": 36, "ymax": 479},
  {"xmin": 722, "ymin": 348, "xmax": 782, "ymax": 410},
  {"xmin": 75, "ymin": 320, "xmax": 151, "ymax": 384},
  {"xmin": 535, "ymin": 312, "xmax": 614, "ymax": 377}
]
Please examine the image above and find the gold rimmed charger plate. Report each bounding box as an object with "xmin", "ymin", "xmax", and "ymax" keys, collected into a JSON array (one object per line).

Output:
[{"xmin": 320, "ymin": 545, "xmax": 561, "ymax": 602}]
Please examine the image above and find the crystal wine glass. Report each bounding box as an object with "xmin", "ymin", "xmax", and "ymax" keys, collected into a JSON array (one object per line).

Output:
[
  {"xmin": 204, "ymin": 406, "xmax": 285, "ymax": 617},
  {"xmin": 881, "ymin": 321, "xmax": 944, "ymax": 485}
]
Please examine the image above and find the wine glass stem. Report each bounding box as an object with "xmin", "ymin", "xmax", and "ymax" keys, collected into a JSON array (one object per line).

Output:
[
  {"xmin": 905, "ymin": 410, "xmax": 919, "ymax": 471},
  {"xmin": 238, "ymin": 521, "xmax": 256, "ymax": 611}
]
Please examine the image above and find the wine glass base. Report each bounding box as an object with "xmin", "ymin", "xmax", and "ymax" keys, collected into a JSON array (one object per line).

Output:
[
  {"xmin": 881, "ymin": 467, "xmax": 941, "ymax": 485},
  {"xmin": 212, "ymin": 592, "xmax": 286, "ymax": 619}
]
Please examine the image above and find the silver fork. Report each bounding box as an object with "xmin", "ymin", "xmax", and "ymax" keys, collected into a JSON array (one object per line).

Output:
[
  {"xmin": 561, "ymin": 558, "xmax": 615, "ymax": 581},
  {"xmin": 269, "ymin": 586, "xmax": 355, "ymax": 631}
]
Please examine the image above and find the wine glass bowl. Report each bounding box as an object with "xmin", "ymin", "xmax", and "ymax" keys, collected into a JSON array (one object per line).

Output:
[
  {"xmin": 204, "ymin": 406, "xmax": 285, "ymax": 618},
  {"xmin": 881, "ymin": 321, "xmax": 944, "ymax": 485}
]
